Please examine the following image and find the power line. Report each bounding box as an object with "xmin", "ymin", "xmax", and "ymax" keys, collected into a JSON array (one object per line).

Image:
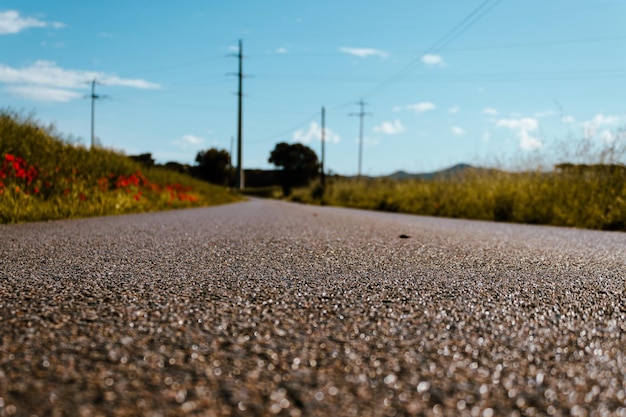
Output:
[
  {"xmin": 119, "ymin": 54, "xmax": 226, "ymax": 79},
  {"xmin": 399, "ymin": 68, "xmax": 626, "ymax": 83},
  {"xmin": 333, "ymin": 1, "xmax": 502, "ymax": 174},
  {"xmin": 356, "ymin": 0, "xmax": 503, "ymax": 100},
  {"xmin": 445, "ymin": 34, "xmax": 626, "ymax": 51},
  {"xmin": 427, "ymin": 0, "xmax": 503, "ymax": 53},
  {"xmin": 246, "ymin": 111, "xmax": 319, "ymax": 145},
  {"xmin": 115, "ymin": 31, "xmax": 626, "ymax": 96},
  {"xmin": 231, "ymin": 67, "xmax": 626, "ymax": 84}
]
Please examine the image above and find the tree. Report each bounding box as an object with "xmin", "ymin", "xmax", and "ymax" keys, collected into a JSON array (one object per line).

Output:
[
  {"xmin": 129, "ymin": 153, "xmax": 155, "ymax": 168},
  {"xmin": 193, "ymin": 148, "xmax": 233, "ymax": 186},
  {"xmin": 269, "ymin": 142, "xmax": 319, "ymax": 195}
]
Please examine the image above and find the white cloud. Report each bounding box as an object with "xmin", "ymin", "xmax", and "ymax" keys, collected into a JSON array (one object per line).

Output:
[
  {"xmin": 449, "ymin": 106, "xmax": 460, "ymax": 114},
  {"xmin": 0, "ymin": 60, "xmax": 160, "ymax": 102},
  {"xmin": 275, "ymin": 47, "xmax": 288, "ymax": 54},
  {"xmin": 600, "ymin": 130, "xmax": 615, "ymax": 143},
  {"xmin": 589, "ymin": 113, "xmax": 618, "ymax": 126},
  {"xmin": 0, "ymin": 10, "xmax": 64, "ymax": 35},
  {"xmin": 421, "ymin": 54, "xmax": 444, "ymax": 66},
  {"xmin": 534, "ymin": 110, "xmax": 555, "ymax": 118},
  {"xmin": 561, "ymin": 115, "xmax": 575, "ymax": 124},
  {"xmin": 482, "ymin": 107, "xmax": 499, "ymax": 116},
  {"xmin": 293, "ymin": 122, "xmax": 341, "ymax": 144},
  {"xmin": 339, "ymin": 47, "xmax": 388, "ymax": 59},
  {"xmin": 582, "ymin": 113, "xmax": 621, "ymax": 140},
  {"xmin": 0, "ymin": 61, "xmax": 79, "ymax": 87},
  {"xmin": 5, "ymin": 85, "xmax": 81, "ymax": 102},
  {"xmin": 451, "ymin": 126, "xmax": 465, "ymax": 136},
  {"xmin": 496, "ymin": 118, "xmax": 538, "ymax": 131},
  {"xmin": 496, "ymin": 117, "xmax": 542, "ymax": 150},
  {"xmin": 173, "ymin": 134, "xmax": 205, "ymax": 150},
  {"xmin": 40, "ymin": 40, "xmax": 65, "ymax": 48},
  {"xmin": 361, "ymin": 137, "xmax": 379, "ymax": 148},
  {"xmin": 100, "ymin": 74, "xmax": 160, "ymax": 89},
  {"xmin": 518, "ymin": 131, "xmax": 542, "ymax": 150},
  {"xmin": 374, "ymin": 119, "xmax": 406, "ymax": 135},
  {"xmin": 407, "ymin": 102, "xmax": 435, "ymax": 113}
]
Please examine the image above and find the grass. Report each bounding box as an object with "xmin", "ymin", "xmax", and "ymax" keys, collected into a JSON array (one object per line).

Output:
[
  {"xmin": 0, "ymin": 110, "xmax": 241, "ymax": 224},
  {"xmin": 241, "ymin": 186, "xmax": 283, "ymax": 199},
  {"xmin": 287, "ymin": 138, "xmax": 626, "ymax": 232},
  {"xmin": 7, "ymin": 108, "xmax": 623, "ymax": 231}
]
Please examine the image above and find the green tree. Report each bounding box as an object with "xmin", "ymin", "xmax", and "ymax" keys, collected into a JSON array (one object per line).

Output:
[
  {"xmin": 269, "ymin": 142, "xmax": 319, "ymax": 195},
  {"xmin": 193, "ymin": 148, "xmax": 233, "ymax": 186},
  {"xmin": 129, "ymin": 153, "xmax": 155, "ymax": 168}
]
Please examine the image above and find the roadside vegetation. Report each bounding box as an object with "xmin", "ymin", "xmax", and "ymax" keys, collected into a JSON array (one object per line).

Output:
[
  {"xmin": 4, "ymin": 108, "xmax": 625, "ymax": 232},
  {"xmin": 285, "ymin": 134, "xmax": 626, "ymax": 232},
  {"xmin": 0, "ymin": 111, "xmax": 240, "ymax": 224}
]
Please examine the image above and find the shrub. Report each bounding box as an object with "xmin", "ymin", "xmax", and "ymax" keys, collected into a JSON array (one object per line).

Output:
[{"xmin": 0, "ymin": 110, "xmax": 240, "ymax": 223}]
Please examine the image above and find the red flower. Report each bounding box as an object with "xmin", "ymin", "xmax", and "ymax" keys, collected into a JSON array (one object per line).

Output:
[{"xmin": 97, "ymin": 177, "xmax": 109, "ymax": 191}]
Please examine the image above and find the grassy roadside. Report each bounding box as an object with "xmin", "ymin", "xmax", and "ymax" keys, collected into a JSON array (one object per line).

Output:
[
  {"xmin": 287, "ymin": 162, "xmax": 626, "ymax": 232},
  {"xmin": 0, "ymin": 111, "xmax": 241, "ymax": 224}
]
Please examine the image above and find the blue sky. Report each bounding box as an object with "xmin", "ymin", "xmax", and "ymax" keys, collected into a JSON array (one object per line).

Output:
[{"xmin": 1, "ymin": 1, "xmax": 625, "ymax": 175}]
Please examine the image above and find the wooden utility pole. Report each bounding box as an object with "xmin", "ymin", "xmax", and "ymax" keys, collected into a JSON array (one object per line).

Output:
[
  {"xmin": 321, "ymin": 106, "xmax": 326, "ymax": 186},
  {"xmin": 90, "ymin": 79, "xmax": 100, "ymax": 149},
  {"xmin": 349, "ymin": 100, "xmax": 371, "ymax": 178},
  {"xmin": 236, "ymin": 40, "xmax": 244, "ymax": 189},
  {"xmin": 230, "ymin": 135, "xmax": 234, "ymax": 170}
]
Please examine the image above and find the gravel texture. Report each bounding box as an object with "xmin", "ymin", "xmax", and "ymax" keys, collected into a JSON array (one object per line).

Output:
[{"xmin": 1, "ymin": 198, "xmax": 625, "ymax": 417}]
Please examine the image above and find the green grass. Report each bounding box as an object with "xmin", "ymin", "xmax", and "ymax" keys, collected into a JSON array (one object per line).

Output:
[
  {"xmin": 241, "ymin": 186, "xmax": 283, "ymax": 199},
  {"xmin": 288, "ymin": 162, "xmax": 626, "ymax": 232},
  {"xmin": 0, "ymin": 110, "xmax": 242, "ymax": 224}
]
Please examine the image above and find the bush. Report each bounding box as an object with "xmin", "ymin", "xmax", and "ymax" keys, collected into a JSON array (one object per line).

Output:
[
  {"xmin": 0, "ymin": 110, "xmax": 241, "ymax": 223},
  {"xmin": 286, "ymin": 163, "xmax": 626, "ymax": 231}
]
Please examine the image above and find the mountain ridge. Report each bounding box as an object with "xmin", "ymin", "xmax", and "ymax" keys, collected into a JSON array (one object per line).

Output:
[{"xmin": 385, "ymin": 163, "xmax": 475, "ymax": 180}]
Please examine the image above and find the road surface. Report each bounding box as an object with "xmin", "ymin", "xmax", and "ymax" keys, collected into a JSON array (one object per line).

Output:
[{"xmin": 1, "ymin": 199, "xmax": 625, "ymax": 416}]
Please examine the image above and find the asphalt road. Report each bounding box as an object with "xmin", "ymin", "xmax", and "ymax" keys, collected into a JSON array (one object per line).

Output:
[{"xmin": 1, "ymin": 198, "xmax": 625, "ymax": 417}]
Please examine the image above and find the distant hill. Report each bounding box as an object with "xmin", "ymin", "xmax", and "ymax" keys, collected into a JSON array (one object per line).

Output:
[{"xmin": 386, "ymin": 163, "xmax": 476, "ymax": 180}]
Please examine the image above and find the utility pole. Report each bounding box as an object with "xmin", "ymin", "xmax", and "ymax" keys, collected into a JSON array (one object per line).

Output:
[
  {"xmin": 236, "ymin": 39, "xmax": 244, "ymax": 190},
  {"xmin": 230, "ymin": 135, "xmax": 234, "ymax": 170},
  {"xmin": 89, "ymin": 79, "xmax": 106, "ymax": 150},
  {"xmin": 349, "ymin": 100, "xmax": 371, "ymax": 178},
  {"xmin": 321, "ymin": 106, "xmax": 326, "ymax": 187}
]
